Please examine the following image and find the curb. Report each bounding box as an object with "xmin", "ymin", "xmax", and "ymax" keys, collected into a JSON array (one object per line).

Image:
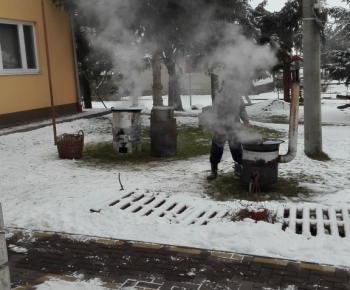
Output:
[
  {"xmin": 7, "ymin": 228, "xmax": 350, "ymax": 272},
  {"xmin": 0, "ymin": 110, "xmax": 112, "ymax": 137}
]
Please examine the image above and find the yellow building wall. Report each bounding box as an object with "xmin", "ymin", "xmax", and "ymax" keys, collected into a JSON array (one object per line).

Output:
[{"xmin": 0, "ymin": 0, "xmax": 77, "ymax": 115}]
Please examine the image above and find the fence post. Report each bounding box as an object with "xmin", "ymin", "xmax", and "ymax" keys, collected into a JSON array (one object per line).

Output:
[{"xmin": 0, "ymin": 204, "xmax": 11, "ymax": 290}]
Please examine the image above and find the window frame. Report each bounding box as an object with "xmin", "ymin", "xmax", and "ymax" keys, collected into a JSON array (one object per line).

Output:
[{"xmin": 0, "ymin": 18, "xmax": 39, "ymax": 75}]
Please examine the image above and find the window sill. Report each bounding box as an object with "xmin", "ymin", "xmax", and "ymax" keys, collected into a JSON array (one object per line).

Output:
[{"xmin": 0, "ymin": 71, "xmax": 42, "ymax": 76}]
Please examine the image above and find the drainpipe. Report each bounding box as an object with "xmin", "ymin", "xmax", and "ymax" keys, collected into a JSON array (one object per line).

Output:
[
  {"xmin": 41, "ymin": 0, "xmax": 57, "ymax": 145},
  {"xmin": 69, "ymin": 8, "xmax": 82, "ymax": 112},
  {"xmin": 278, "ymin": 59, "xmax": 301, "ymax": 163}
]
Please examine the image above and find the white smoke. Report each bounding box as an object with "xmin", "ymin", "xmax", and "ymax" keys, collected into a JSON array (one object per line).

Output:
[
  {"xmin": 73, "ymin": 0, "xmax": 147, "ymax": 105},
  {"xmin": 195, "ymin": 20, "xmax": 277, "ymax": 142},
  {"xmin": 196, "ymin": 21, "xmax": 277, "ymax": 81},
  {"xmin": 72, "ymin": 0, "xmax": 277, "ymax": 114}
]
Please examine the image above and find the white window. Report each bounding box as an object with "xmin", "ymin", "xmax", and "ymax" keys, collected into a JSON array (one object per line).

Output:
[{"xmin": 0, "ymin": 19, "xmax": 38, "ymax": 74}]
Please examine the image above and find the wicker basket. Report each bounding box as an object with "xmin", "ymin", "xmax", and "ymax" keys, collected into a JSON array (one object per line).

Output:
[{"xmin": 57, "ymin": 130, "xmax": 84, "ymax": 159}]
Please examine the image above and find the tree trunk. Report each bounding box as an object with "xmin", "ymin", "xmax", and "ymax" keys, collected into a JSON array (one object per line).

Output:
[
  {"xmin": 174, "ymin": 75, "xmax": 184, "ymax": 111},
  {"xmin": 82, "ymin": 74, "xmax": 92, "ymax": 109},
  {"xmin": 166, "ymin": 60, "xmax": 176, "ymax": 107},
  {"xmin": 211, "ymin": 73, "xmax": 219, "ymax": 102},
  {"xmin": 165, "ymin": 59, "xmax": 184, "ymax": 111},
  {"xmin": 152, "ymin": 50, "xmax": 164, "ymax": 107}
]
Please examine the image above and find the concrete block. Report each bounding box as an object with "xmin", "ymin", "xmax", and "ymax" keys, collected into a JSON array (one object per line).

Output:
[
  {"xmin": 0, "ymin": 265, "xmax": 10, "ymax": 290},
  {"xmin": 0, "ymin": 233, "xmax": 8, "ymax": 265}
]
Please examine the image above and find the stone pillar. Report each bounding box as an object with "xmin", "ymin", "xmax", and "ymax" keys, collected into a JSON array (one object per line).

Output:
[{"xmin": 303, "ymin": 0, "xmax": 323, "ymax": 154}]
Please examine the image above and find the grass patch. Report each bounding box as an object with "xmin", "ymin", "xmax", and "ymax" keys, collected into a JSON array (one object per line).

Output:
[
  {"xmin": 81, "ymin": 125, "xmax": 213, "ymax": 167},
  {"xmin": 305, "ymin": 151, "xmax": 331, "ymax": 161},
  {"xmin": 81, "ymin": 124, "xmax": 285, "ymax": 168},
  {"xmin": 204, "ymin": 172, "xmax": 311, "ymax": 202},
  {"xmin": 80, "ymin": 121, "xmax": 310, "ymax": 202},
  {"xmin": 246, "ymin": 125, "xmax": 286, "ymax": 140},
  {"xmin": 266, "ymin": 115, "xmax": 289, "ymax": 124},
  {"xmin": 258, "ymin": 115, "xmax": 304, "ymax": 125},
  {"xmin": 80, "ymin": 124, "xmax": 285, "ymax": 171}
]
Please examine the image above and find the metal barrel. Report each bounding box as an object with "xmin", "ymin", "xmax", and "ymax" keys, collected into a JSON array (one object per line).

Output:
[
  {"xmin": 241, "ymin": 150, "xmax": 280, "ymax": 186},
  {"xmin": 111, "ymin": 108, "xmax": 142, "ymax": 154},
  {"xmin": 150, "ymin": 107, "xmax": 177, "ymax": 157}
]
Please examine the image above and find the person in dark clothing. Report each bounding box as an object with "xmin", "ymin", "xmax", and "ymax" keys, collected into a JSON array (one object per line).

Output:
[{"xmin": 207, "ymin": 74, "xmax": 250, "ymax": 181}]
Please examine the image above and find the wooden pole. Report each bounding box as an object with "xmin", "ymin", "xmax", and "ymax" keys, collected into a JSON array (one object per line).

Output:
[{"xmin": 41, "ymin": 0, "xmax": 57, "ymax": 145}]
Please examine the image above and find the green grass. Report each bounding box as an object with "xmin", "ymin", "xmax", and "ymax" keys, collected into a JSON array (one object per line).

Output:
[
  {"xmin": 204, "ymin": 172, "xmax": 311, "ymax": 202},
  {"xmin": 258, "ymin": 115, "xmax": 304, "ymax": 125},
  {"xmin": 81, "ymin": 125, "xmax": 213, "ymax": 167},
  {"xmin": 80, "ymin": 122, "xmax": 311, "ymax": 202},
  {"xmin": 305, "ymin": 151, "xmax": 331, "ymax": 161},
  {"xmin": 246, "ymin": 125, "xmax": 286, "ymax": 140},
  {"xmin": 81, "ymin": 125, "xmax": 285, "ymax": 167},
  {"xmin": 266, "ymin": 115, "xmax": 289, "ymax": 124}
]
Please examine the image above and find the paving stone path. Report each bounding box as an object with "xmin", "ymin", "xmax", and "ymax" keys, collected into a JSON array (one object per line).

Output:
[{"xmin": 5, "ymin": 229, "xmax": 350, "ymax": 290}]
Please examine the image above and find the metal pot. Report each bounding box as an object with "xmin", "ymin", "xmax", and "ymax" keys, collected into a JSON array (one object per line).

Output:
[{"xmin": 242, "ymin": 139, "xmax": 285, "ymax": 152}]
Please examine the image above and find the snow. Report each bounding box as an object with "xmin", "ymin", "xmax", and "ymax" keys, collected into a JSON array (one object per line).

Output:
[
  {"xmin": 34, "ymin": 276, "xmax": 108, "ymax": 290},
  {"xmin": 249, "ymin": 0, "xmax": 349, "ymax": 12},
  {"xmin": 1, "ymin": 85, "xmax": 350, "ymax": 289}
]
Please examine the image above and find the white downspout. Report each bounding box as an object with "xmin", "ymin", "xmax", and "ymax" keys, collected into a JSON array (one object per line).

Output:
[{"xmin": 278, "ymin": 80, "xmax": 300, "ymax": 163}]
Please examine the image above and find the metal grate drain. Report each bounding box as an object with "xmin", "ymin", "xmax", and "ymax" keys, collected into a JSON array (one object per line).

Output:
[
  {"xmin": 278, "ymin": 204, "xmax": 350, "ymax": 238},
  {"xmin": 90, "ymin": 189, "xmax": 230, "ymax": 226},
  {"xmin": 90, "ymin": 190, "xmax": 350, "ymax": 237}
]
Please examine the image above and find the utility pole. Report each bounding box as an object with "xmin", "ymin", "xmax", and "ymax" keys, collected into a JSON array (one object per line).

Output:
[{"xmin": 303, "ymin": 0, "xmax": 323, "ymax": 155}]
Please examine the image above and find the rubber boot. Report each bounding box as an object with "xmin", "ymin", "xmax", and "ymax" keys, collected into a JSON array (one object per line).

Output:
[
  {"xmin": 207, "ymin": 163, "xmax": 218, "ymax": 181},
  {"xmin": 234, "ymin": 162, "xmax": 243, "ymax": 178}
]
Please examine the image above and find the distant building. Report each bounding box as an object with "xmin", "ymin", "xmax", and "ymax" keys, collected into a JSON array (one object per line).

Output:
[
  {"xmin": 140, "ymin": 59, "xmax": 224, "ymax": 96},
  {"xmin": 140, "ymin": 59, "xmax": 274, "ymax": 96}
]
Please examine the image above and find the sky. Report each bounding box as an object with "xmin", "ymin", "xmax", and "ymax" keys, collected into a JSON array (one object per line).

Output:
[
  {"xmin": 250, "ymin": 0, "xmax": 349, "ymax": 12},
  {"xmin": 1, "ymin": 83, "xmax": 350, "ymax": 289}
]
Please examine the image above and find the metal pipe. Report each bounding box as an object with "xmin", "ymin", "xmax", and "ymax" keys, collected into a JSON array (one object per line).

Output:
[
  {"xmin": 69, "ymin": 8, "xmax": 82, "ymax": 111},
  {"xmin": 41, "ymin": 0, "xmax": 57, "ymax": 145},
  {"xmin": 278, "ymin": 81, "xmax": 300, "ymax": 163}
]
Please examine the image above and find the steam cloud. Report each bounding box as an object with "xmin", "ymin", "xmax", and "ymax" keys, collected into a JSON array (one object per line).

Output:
[
  {"xmin": 195, "ymin": 21, "xmax": 277, "ymax": 142},
  {"xmin": 73, "ymin": 0, "xmax": 277, "ymax": 117},
  {"xmin": 73, "ymin": 0, "xmax": 147, "ymax": 106}
]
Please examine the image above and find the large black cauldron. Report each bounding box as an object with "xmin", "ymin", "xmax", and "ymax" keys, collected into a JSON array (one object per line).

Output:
[{"xmin": 241, "ymin": 139, "xmax": 285, "ymax": 186}]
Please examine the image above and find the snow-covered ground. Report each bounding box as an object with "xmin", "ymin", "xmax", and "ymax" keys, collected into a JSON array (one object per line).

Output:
[
  {"xmin": 1, "ymin": 84, "xmax": 350, "ymax": 290},
  {"xmin": 34, "ymin": 277, "xmax": 107, "ymax": 290}
]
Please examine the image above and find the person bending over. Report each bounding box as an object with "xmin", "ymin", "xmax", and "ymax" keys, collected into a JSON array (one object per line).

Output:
[{"xmin": 207, "ymin": 74, "xmax": 250, "ymax": 181}]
